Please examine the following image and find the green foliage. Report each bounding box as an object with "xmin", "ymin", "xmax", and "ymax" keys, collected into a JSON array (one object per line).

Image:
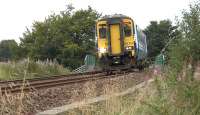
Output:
[
  {"xmin": 0, "ymin": 40, "xmax": 20, "ymax": 61},
  {"xmin": 19, "ymin": 6, "xmax": 99, "ymax": 69},
  {"xmin": 167, "ymin": 1, "xmax": 200, "ymax": 73},
  {"xmin": 179, "ymin": 2, "xmax": 200, "ymax": 61},
  {"xmin": 139, "ymin": 2, "xmax": 200, "ymax": 115},
  {"xmin": 144, "ymin": 20, "xmax": 180, "ymax": 59},
  {"xmin": 0, "ymin": 59, "xmax": 69, "ymax": 80}
]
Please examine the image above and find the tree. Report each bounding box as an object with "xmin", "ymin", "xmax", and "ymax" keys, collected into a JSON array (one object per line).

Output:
[
  {"xmin": 20, "ymin": 6, "xmax": 100, "ymax": 69},
  {"xmin": 179, "ymin": 2, "xmax": 200, "ymax": 61},
  {"xmin": 144, "ymin": 20, "xmax": 179, "ymax": 59},
  {"xmin": 0, "ymin": 40, "xmax": 19, "ymax": 61}
]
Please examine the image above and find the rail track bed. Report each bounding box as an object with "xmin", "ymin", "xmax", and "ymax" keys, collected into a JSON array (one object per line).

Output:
[
  {"xmin": 0, "ymin": 70, "xmax": 138, "ymax": 94},
  {"xmin": 0, "ymin": 69, "xmax": 153, "ymax": 114}
]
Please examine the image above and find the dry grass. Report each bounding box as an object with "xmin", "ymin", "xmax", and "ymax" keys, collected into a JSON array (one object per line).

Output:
[
  {"xmin": 0, "ymin": 78, "xmax": 32, "ymax": 115},
  {"xmin": 64, "ymin": 76, "xmax": 154, "ymax": 115},
  {"xmin": 62, "ymin": 67, "xmax": 200, "ymax": 115},
  {"xmin": 0, "ymin": 71, "xmax": 150, "ymax": 115},
  {"xmin": 0, "ymin": 59, "xmax": 69, "ymax": 80}
]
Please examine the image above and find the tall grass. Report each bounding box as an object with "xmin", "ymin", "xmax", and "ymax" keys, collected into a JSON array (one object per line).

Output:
[
  {"xmin": 0, "ymin": 72, "xmax": 31, "ymax": 115},
  {"xmin": 0, "ymin": 59, "xmax": 69, "ymax": 80},
  {"xmin": 62, "ymin": 64, "xmax": 199, "ymax": 115},
  {"xmin": 63, "ymin": 78, "xmax": 154, "ymax": 115}
]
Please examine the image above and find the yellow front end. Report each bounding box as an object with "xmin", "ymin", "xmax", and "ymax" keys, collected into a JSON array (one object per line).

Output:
[
  {"xmin": 123, "ymin": 19, "xmax": 135, "ymax": 57},
  {"xmin": 96, "ymin": 16, "xmax": 136, "ymax": 68},
  {"xmin": 97, "ymin": 21, "xmax": 108, "ymax": 58}
]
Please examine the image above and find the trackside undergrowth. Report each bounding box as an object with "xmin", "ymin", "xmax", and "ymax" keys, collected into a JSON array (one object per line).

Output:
[{"xmin": 0, "ymin": 59, "xmax": 69, "ymax": 80}]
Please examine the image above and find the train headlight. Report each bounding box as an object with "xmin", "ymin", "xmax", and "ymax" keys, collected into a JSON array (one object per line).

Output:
[
  {"xmin": 125, "ymin": 46, "xmax": 133, "ymax": 50},
  {"xmin": 98, "ymin": 48, "xmax": 107, "ymax": 53}
]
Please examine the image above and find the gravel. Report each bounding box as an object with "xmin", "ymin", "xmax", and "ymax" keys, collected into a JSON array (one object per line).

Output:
[{"xmin": 1, "ymin": 70, "xmax": 152, "ymax": 115}]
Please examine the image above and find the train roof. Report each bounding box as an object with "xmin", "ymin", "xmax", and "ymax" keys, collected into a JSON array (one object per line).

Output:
[{"xmin": 98, "ymin": 14, "xmax": 132, "ymax": 21}]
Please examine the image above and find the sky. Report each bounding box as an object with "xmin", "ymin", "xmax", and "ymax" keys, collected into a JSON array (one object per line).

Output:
[{"xmin": 0, "ymin": 0, "xmax": 193, "ymax": 42}]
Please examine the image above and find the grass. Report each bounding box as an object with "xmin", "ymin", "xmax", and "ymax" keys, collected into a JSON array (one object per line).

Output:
[
  {"xmin": 61, "ymin": 78, "xmax": 155, "ymax": 115},
  {"xmin": 0, "ymin": 59, "xmax": 70, "ymax": 114},
  {"xmin": 0, "ymin": 64, "xmax": 199, "ymax": 115},
  {"xmin": 0, "ymin": 68, "xmax": 143, "ymax": 115},
  {"xmin": 0, "ymin": 76, "xmax": 30, "ymax": 115},
  {"xmin": 61, "ymin": 65, "xmax": 200, "ymax": 115},
  {"xmin": 0, "ymin": 59, "xmax": 70, "ymax": 80}
]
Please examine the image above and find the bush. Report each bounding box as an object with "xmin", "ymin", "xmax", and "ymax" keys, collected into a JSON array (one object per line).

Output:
[{"xmin": 0, "ymin": 59, "xmax": 69, "ymax": 80}]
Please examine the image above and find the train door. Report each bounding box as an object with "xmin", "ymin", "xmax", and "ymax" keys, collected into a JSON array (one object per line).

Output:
[{"xmin": 110, "ymin": 24, "xmax": 121, "ymax": 55}]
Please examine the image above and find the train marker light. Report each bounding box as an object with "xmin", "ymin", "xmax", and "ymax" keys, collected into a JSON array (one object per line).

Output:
[{"xmin": 98, "ymin": 48, "xmax": 107, "ymax": 53}]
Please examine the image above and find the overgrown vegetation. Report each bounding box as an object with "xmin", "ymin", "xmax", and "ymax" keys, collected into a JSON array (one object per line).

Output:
[
  {"xmin": 0, "ymin": 59, "xmax": 69, "ymax": 80},
  {"xmin": 145, "ymin": 2, "xmax": 200, "ymax": 114},
  {"xmin": 63, "ymin": 81, "xmax": 157, "ymax": 115}
]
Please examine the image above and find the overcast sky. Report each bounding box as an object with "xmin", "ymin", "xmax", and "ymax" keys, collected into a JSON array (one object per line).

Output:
[{"xmin": 0, "ymin": 0, "xmax": 193, "ymax": 42}]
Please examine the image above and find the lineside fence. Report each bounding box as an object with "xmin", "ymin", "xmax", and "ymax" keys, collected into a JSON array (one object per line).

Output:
[{"xmin": 72, "ymin": 55, "xmax": 96, "ymax": 73}]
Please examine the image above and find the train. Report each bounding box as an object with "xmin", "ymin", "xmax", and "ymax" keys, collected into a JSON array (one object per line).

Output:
[{"xmin": 95, "ymin": 14, "xmax": 148, "ymax": 70}]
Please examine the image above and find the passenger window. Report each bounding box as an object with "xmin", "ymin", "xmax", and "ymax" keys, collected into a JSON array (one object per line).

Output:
[
  {"xmin": 99, "ymin": 27, "xmax": 107, "ymax": 38},
  {"xmin": 124, "ymin": 24, "xmax": 132, "ymax": 37}
]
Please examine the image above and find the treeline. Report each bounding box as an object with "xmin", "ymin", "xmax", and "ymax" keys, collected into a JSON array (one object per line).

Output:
[
  {"xmin": 0, "ymin": 6, "xmax": 99, "ymax": 69},
  {"xmin": 0, "ymin": 5, "xmax": 178, "ymax": 69}
]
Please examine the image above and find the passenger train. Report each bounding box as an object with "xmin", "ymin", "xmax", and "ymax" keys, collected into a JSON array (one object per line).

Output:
[{"xmin": 96, "ymin": 14, "xmax": 148, "ymax": 70}]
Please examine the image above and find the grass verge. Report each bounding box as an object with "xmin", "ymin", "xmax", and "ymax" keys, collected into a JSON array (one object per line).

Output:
[{"xmin": 0, "ymin": 59, "xmax": 69, "ymax": 80}]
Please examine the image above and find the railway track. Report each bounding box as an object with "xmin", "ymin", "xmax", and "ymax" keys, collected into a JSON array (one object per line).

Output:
[{"xmin": 0, "ymin": 70, "xmax": 134, "ymax": 94}]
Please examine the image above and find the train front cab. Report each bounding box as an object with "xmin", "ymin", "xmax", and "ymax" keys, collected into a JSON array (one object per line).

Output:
[{"xmin": 97, "ymin": 17, "xmax": 136, "ymax": 69}]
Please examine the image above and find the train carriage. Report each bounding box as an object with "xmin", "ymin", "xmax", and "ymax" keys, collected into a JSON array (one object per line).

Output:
[{"xmin": 96, "ymin": 14, "xmax": 147, "ymax": 70}]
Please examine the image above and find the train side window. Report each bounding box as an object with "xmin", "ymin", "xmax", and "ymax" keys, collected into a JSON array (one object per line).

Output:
[
  {"xmin": 132, "ymin": 24, "xmax": 135, "ymax": 34},
  {"xmin": 124, "ymin": 24, "xmax": 132, "ymax": 37},
  {"xmin": 99, "ymin": 27, "xmax": 107, "ymax": 38}
]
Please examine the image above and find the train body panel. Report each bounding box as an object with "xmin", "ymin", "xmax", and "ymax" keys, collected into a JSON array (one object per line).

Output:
[
  {"xmin": 110, "ymin": 24, "xmax": 121, "ymax": 55},
  {"xmin": 135, "ymin": 25, "xmax": 148, "ymax": 61},
  {"xmin": 96, "ymin": 14, "xmax": 147, "ymax": 70}
]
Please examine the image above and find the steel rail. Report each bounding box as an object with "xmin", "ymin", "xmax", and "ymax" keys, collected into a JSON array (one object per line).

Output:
[
  {"xmin": 0, "ymin": 71, "xmax": 103, "ymax": 85},
  {"xmin": 0, "ymin": 70, "xmax": 132, "ymax": 94}
]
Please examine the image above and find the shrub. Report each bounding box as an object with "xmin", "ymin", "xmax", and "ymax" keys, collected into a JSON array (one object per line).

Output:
[{"xmin": 0, "ymin": 59, "xmax": 69, "ymax": 80}]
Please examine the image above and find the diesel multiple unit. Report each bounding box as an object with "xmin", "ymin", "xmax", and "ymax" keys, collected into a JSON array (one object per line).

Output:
[{"xmin": 96, "ymin": 14, "xmax": 147, "ymax": 70}]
